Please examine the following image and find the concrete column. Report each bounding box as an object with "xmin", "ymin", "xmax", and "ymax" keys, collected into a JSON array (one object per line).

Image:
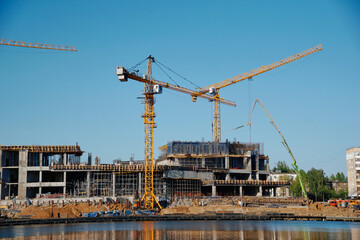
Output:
[
  {"xmin": 225, "ymin": 156, "xmax": 229, "ymax": 169},
  {"xmin": 39, "ymin": 153, "xmax": 43, "ymax": 167},
  {"xmin": 225, "ymin": 173, "xmax": 231, "ymax": 180},
  {"xmin": 63, "ymin": 153, "xmax": 67, "ymax": 165},
  {"xmin": 138, "ymin": 172, "xmax": 142, "ymax": 195},
  {"xmin": 257, "ymin": 186, "xmax": 263, "ymax": 197},
  {"xmin": 112, "ymin": 172, "xmax": 116, "ymax": 197},
  {"xmin": 239, "ymin": 186, "xmax": 243, "ymax": 197},
  {"xmin": 247, "ymin": 156, "xmax": 251, "ymax": 171},
  {"xmin": 202, "ymin": 158, "xmax": 205, "ymax": 168},
  {"xmin": 212, "ymin": 185, "xmax": 217, "ymax": 197},
  {"xmin": 255, "ymin": 154, "xmax": 259, "ymax": 180},
  {"xmin": 39, "ymin": 168, "xmax": 42, "ymax": 195},
  {"xmin": 18, "ymin": 150, "xmax": 28, "ymax": 199},
  {"xmin": 63, "ymin": 171, "xmax": 67, "ymax": 195},
  {"xmin": 39, "ymin": 152, "xmax": 43, "ymax": 196},
  {"xmin": 86, "ymin": 171, "xmax": 90, "ymax": 197},
  {"xmin": 270, "ymin": 188, "xmax": 274, "ymax": 197}
]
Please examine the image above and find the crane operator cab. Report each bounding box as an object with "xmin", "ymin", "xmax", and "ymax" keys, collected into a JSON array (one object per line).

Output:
[
  {"xmin": 116, "ymin": 66, "xmax": 128, "ymax": 82},
  {"xmin": 153, "ymin": 85, "xmax": 162, "ymax": 94}
]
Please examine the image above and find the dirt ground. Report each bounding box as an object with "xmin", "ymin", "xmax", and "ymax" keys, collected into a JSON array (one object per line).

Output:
[
  {"xmin": 160, "ymin": 202, "xmax": 359, "ymax": 218},
  {"xmin": 14, "ymin": 202, "xmax": 126, "ymax": 219},
  {"xmin": 10, "ymin": 199, "xmax": 360, "ymax": 219}
]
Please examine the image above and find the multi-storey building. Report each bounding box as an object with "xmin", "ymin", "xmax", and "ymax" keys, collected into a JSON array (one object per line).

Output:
[
  {"xmin": 346, "ymin": 147, "xmax": 360, "ymax": 197},
  {"xmin": 0, "ymin": 142, "xmax": 290, "ymax": 201}
]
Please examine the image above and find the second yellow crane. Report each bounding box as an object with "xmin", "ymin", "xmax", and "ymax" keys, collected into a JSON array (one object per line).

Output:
[{"xmin": 192, "ymin": 44, "xmax": 323, "ymax": 142}]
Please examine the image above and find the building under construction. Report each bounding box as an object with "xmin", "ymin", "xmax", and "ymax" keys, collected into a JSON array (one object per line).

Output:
[{"xmin": 0, "ymin": 142, "xmax": 289, "ymax": 202}]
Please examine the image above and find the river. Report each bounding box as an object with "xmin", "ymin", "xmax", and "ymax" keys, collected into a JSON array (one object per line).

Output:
[{"xmin": 0, "ymin": 220, "xmax": 359, "ymax": 239}]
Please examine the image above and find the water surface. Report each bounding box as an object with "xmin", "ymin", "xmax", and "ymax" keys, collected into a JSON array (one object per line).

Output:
[{"xmin": 0, "ymin": 220, "xmax": 359, "ymax": 239}]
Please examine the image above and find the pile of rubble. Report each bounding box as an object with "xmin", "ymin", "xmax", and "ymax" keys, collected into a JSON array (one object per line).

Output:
[{"xmin": 8, "ymin": 199, "xmax": 129, "ymax": 219}]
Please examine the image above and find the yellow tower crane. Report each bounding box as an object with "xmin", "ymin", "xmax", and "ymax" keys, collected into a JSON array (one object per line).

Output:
[
  {"xmin": 116, "ymin": 56, "xmax": 235, "ymax": 210},
  {"xmin": 0, "ymin": 38, "xmax": 77, "ymax": 51},
  {"xmin": 191, "ymin": 44, "xmax": 323, "ymax": 142}
]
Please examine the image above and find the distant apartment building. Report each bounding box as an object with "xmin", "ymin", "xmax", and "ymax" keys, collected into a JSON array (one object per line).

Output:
[
  {"xmin": 331, "ymin": 180, "xmax": 348, "ymax": 193},
  {"xmin": 269, "ymin": 172, "xmax": 297, "ymax": 197},
  {"xmin": 346, "ymin": 147, "xmax": 360, "ymax": 197}
]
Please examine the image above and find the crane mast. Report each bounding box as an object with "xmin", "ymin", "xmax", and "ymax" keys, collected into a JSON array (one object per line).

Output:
[
  {"xmin": 142, "ymin": 56, "xmax": 161, "ymax": 209},
  {"xmin": 212, "ymin": 93, "xmax": 221, "ymax": 142}
]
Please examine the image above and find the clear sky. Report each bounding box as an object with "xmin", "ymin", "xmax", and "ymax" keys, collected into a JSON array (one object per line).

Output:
[{"xmin": 0, "ymin": 0, "xmax": 359, "ymax": 176}]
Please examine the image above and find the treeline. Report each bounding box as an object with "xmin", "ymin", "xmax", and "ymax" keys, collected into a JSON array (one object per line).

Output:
[{"xmin": 273, "ymin": 161, "xmax": 348, "ymax": 201}]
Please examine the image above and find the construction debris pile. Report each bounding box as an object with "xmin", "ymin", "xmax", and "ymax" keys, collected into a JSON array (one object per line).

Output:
[
  {"xmin": 160, "ymin": 197, "xmax": 360, "ymax": 218},
  {"xmin": 8, "ymin": 199, "xmax": 130, "ymax": 219}
]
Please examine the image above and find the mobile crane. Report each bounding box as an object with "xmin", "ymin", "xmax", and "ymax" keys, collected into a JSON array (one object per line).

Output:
[{"xmin": 224, "ymin": 98, "xmax": 308, "ymax": 200}]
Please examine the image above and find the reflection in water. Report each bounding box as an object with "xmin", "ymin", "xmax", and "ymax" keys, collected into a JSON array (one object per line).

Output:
[{"xmin": 1, "ymin": 220, "xmax": 359, "ymax": 240}]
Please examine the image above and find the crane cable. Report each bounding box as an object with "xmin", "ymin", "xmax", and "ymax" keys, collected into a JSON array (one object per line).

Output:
[
  {"xmin": 128, "ymin": 57, "xmax": 148, "ymax": 72},
  {"xmin": 155, "ymin": 59, "xmax": 202, "ymax": 89},
  {"xmin": 153, "ymin": 60, "xmax": 180, "ymax": 86}
]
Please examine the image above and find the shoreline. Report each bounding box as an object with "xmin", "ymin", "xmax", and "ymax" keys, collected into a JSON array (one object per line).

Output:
[{"xmin": 0, "ymin": 214, "xmax": 359, "ymax": 227}]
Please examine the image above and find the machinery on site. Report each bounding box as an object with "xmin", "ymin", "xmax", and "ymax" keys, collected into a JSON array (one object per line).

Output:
[
  {"xmin": 223, "ymin": 98, "xmax": 308, "ymax": 200},
  {"xmin": 192, "ymin": 44, "xmax": 323, "ymax": 142},
  {"xmin": 0, "ymin": 38, "xmax": 77, "ymax": 51},
  {"xmin": 116, "ymin": 56, "xmax": 235, "ymax": 210}
]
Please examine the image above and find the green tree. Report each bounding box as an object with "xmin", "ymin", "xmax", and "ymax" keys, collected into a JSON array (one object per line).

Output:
[
  {"xmin": 329, "ymin": 172, "xmax": 347, "ymax": 182},
  {"xmin": 272, "ymin": 161, "xmax": 295, "ymax": 173},
  {"xmin": 335, "ymin": 189, "xmax": 348, "ymax": 199},
  {"xmin": 306, "ymin": 168, "xmax": 332, "ymax": 202},
  {"xmin": 289, "ymin": 169, "xmax": 307, "ymax": 198}
]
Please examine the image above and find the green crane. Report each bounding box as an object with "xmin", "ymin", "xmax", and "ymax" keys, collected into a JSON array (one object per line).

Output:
[{"xmin": 223, "ymin": 98, "xmax": 308, "ymax": 200}]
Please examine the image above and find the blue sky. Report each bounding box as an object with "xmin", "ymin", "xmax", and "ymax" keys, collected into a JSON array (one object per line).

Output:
[{"xmin": 0, "ymin": 0, "xmax": 359, "ymax": 176}]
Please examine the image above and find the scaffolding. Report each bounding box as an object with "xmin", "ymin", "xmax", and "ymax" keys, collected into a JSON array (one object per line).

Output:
[
  {"xmin": 164, "ymin": 178, "xmax": 201, "ymax": 202},
  {"xmin": 91, "ymin": 172, "xmax": 112, "ymax": 197},
  {"xmin": 113, "ymin": 172, "xmax": 164, "ymax": 197},
  {"xmin": 115, "ymin": 172, "xmax": 139, "ymax": 196}
]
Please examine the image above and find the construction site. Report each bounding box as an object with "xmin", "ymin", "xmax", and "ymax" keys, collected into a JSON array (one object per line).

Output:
[
  {"xmin": 2, "ymin": 40, "xmax": 356, "ymax": 222},
  {"xmin": 0, "ymin": 142, "xmax": 287, "ymax": 201},
  {"xmin": 1, "ymin": 144, "xmax": 359, "ymax": 221}
]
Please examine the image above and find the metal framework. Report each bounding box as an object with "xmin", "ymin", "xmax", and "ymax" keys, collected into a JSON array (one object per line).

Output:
[
  {"xmin": 116, "ymin": 56, "xmax": 236, "ymax": 210},
  {"xmin": 212, "ymin": 94, "xmax": 221, "ymax": 142},
  {"xmin": 140, "ymin": 56, "xmax": 162, "ymax": 209},
  {"xmin": 0, "ymin": 38, "xmax": 77, "ymax": 51},
  {"xmin": 192, "ymin": 44, "xmax": 323, "ymax": 142}
]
